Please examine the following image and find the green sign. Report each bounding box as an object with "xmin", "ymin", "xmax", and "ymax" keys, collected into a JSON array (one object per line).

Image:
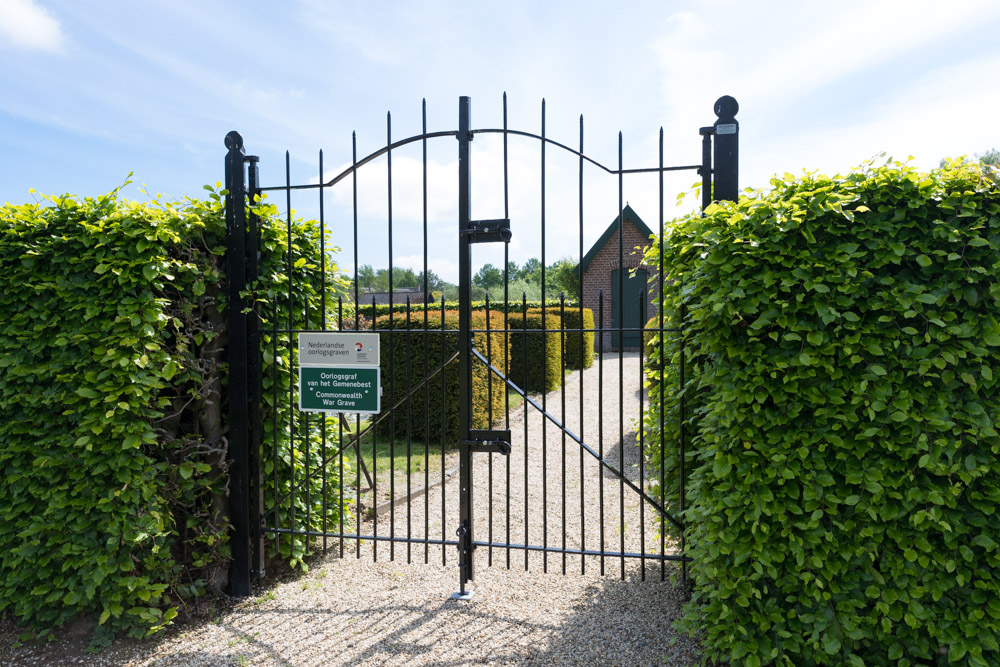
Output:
[{"xmin": 299, "ymin": 366, "xmax": 381, "ymax": 414}]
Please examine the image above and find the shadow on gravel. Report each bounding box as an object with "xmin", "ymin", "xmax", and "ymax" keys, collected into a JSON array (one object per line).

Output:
[
  {"xmin": 602, "ymin": 429, "xmax": 649, "ymax": 482},
  {"xmin": 186, "ymin": 600, "xmax": 559, "ymax": 666},
  {"xmin": 530, "ymin": 567, "xmax": 702, "ymax": 666},
  {"xmin": 154, "ymin": 621, "xmax": 296, "ymax": 667}
]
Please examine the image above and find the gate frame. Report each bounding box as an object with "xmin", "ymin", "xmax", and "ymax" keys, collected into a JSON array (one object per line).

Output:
[{"xmin": 223, "ymin": 95, "xmax": 739, "ymax": 595}]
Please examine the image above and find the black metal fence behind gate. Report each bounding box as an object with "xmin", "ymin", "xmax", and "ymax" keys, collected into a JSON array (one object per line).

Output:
[{"xmin": 223, "ymin": 94, "xmax": 739, "ymax": 597}]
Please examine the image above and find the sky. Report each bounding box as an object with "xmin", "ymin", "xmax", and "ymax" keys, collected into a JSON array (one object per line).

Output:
[{"xmin": 2, "ymin": 0, "xmax": 1000, "ymax": 283}]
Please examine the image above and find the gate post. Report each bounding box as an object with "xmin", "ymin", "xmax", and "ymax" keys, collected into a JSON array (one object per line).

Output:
[
  {"xmin": 699, "ymin": 95, "xmax": 739, "ymax": 210},
  {"xmin": 454, "ymin": 96, "xmax": 475, "ymax": 600},
  {"xmin": 712, "ymin": 95, "xmax": 739, "ymax": 203},
  {"xmin": 246, "ymin": 155, "xmax": 266, "ymax": 581},
  {"xmin": 224, "ymin": 131, "xmax": 254, "ymax": 596}
]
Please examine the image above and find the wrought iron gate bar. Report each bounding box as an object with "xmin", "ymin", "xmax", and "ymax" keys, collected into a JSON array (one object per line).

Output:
[
  {"xmin": 317, "ymin": 148, "xmax": 329, "ymax": 556},
  {"xmin": 659, "ymin": 126, "xmax": 669, "ymax": 583},
  {"xmin": 502, "ymin": 94, "xmax": 513, "ymax": 572},
  {"xmin": 469, "ymin": 348, "xmax": 683, "ymax": 532},
  {"xmin": 540, "ymin": 98, "xmax": 549, "ymax": 574},
  {"xmin": 266, "ymin": 527, "xmax": 459, "ymax": 547},
  {"xmin": 465, "ymin": 326, "xmax": 682, "ymax": 335},
  {"xmin": 578, "ymin": 115, "xmax": 586, "ymax": 576},
  {"xmin": 421, "ymin": 99, "xmax": 432, "ymax": 566},
  {"xmin": 617, "ymin": 134, "xmax": 627, "ymax": 580},
  {"xmin": 471, "ymin": 541, "xmax": 692, "ymax": 562},
  {"xmin": 386, "ymin": 110, "xmax": 396, "ymax": 564},
  {"xmin": 638, "ymin": 290, "xmax": 647, "ymax": 579}
]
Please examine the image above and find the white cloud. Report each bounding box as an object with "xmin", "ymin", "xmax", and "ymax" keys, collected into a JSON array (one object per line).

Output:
[
  {"xmin": 0, "ymin": 0, "xmax": 64, "ymax": 53},
  {"xmin": 748, "ymin": 54, "xmax": 1000, "ymax": 183}
]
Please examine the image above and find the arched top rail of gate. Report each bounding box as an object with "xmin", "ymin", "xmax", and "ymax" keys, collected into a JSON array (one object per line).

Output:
[{"xmin": 254, "ymin": 105, "xmax": 728, "ymax": 194}]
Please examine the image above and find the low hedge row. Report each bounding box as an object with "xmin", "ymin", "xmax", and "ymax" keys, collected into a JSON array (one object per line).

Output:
[
  {"xmin": 506, "ymin": 311, "xmax": 563, "ymax": 393},
  {"xmin": 644, "ymin": 158, "xmax": 1000, "ymax": 664},
  {"xmin": 375, "ymin": 309, "xmax": 507, "ymax": 442},
  {"xmin": 526, "ymin": 306, "xmax": 594, "ymax": 370}
]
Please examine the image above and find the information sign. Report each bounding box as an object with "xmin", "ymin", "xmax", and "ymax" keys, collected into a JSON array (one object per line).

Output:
[
  {"xmin": 297, "ymin": 332, "xmax": 382, "ymax": 414},
  {"xmin": 298, "ymin": 332, "xmax": 379, "ymax": 366},
  {"xmin": 299, "ymin": 366, "xmax": 380, "ymax": 414}
]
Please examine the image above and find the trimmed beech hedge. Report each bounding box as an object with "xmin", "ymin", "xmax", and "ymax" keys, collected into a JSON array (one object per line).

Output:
[
  {"xmin": 644, "ymin": 159, "xmax": 1000, "ymax": 665},
  {"xmin": 506, "ymin": 311, "xmax": 562, "ymax": 393},
  {"xmin": 375, "ymin": 309, "xmax": 506, "ymax": 442},
  {"xmin": 0, "ymin": 184, "xmax": 348, "ymax": 642}
]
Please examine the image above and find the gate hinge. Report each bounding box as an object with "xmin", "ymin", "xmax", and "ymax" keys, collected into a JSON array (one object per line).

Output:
[
  {"xmin": 462, "ymin": 429, "xmax": 512, "ymax": 455},
  {"xmin": 462, "ymin": 219, "xmax": 511, "ymax": 244}
]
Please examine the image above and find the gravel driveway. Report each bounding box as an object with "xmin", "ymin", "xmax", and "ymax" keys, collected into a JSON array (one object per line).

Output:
[{"xmin": 0, "ymin": 352, "xmax": 703, "ymax": 666}]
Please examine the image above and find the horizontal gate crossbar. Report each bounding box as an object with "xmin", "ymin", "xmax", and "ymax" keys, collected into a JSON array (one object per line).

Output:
[
  {"xmin": 261, "ymin": 348, "xmax": 460, "ymax": 522},
  {"xmin": 469, "ymin": 326, "xmax": 683, "ymax": 335},
  {"xmin": 470, "ymin": 348, "xmax": 684, "ymax": 533},
  {"xmin": 471, "ymin": 540, "xmax": 692, "ymax": 563},
  {"xmin": 262, "ymin": 526, "xmax": 459, "ymax": 548}
]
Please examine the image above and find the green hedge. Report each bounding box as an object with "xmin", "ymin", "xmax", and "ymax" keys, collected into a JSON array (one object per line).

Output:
[
  {"xmin": 0, "ymin": 183, "xmax": 348, "ymax": 642},
  {"xmin": 374, "ymin": 309, "xmax": 507, "ymax": 443},
  {"xmin": 527, "ymin": 306, "xmax": 594, "ymax": 370},
  {"xmin": 644, "ymin": 158, "xmax": 1000, "ymax": 664},
  {"xmin": 506, "ymin": 312, "xmax": 562, "ymax": 393}
]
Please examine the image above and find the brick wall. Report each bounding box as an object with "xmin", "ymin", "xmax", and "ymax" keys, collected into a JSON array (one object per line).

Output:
[{"xmin": 581, "ymin": 222, "xmax": 658, "ymax": 352}]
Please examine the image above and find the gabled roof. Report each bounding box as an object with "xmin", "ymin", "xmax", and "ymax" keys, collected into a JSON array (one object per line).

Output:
[{"xmin": 575, "ymin": 204, "xmax": 654, "ymax": 276}]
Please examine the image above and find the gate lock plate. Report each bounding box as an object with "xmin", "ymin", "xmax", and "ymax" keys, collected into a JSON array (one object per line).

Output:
[
  {"xmin": 462, "ymin": 429, "xmax": 512, "ymax": 455},
  {"xmin": 462, "ymin": 219, "xmax": 511, "ymax": 244}
]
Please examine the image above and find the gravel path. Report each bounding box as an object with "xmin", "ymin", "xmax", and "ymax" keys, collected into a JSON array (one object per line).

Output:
[{"xmin": 0, "ymin": 352, "xmax": 702, "ymax": 666}]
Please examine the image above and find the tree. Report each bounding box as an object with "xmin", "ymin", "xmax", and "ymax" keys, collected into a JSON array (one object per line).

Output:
[
  {"xmin": 506, "ymin": 260, "xmax": 520, "ymax": 280},
  {"xmin": 473, "ymin": 263, "xmax": 504, "ymax": 291},
  {"xmin": 417, "ymin": 269, "xmax": 444, "ymax": 293},
  {"xmin": 546, "ymin": 257, "xmax": 580, "ymax": 297},
  {"xmin": 392, "ymin": 267, "xmax": 418, "ymax": 289},
  {"xmin": 521, "ymin": 257, "xmax": 541, "ymax": 283},
  {"xmin": 356, "ymin": 264, "xmax": 376, "ymax": 290}
]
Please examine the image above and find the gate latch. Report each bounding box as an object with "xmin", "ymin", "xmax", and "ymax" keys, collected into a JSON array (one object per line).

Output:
[
  {"xmin": 462, "ymin": 429, "xmax": 512, "ymax": 455},
  {"xmin": 462, "ymin": 219, "xmax": 511, "ymax": 244}
]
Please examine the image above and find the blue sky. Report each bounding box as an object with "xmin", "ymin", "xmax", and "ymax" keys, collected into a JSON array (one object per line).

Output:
[{"xmin": 3, "ymin": 0, "xmax": 1000, "ymax": 282}]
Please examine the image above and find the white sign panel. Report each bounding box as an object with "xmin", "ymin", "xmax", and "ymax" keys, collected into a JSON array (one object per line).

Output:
[{"xmin": 298, "ymin": 332, "xmax": 380, "ymax": 367}]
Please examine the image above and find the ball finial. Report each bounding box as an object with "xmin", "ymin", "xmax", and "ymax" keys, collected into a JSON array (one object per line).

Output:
[
  {"xmin": 714, "ymin": 96, "xmax": 738, "ymax": 120},
  {"xmin": 225, "ymin": 131, "xmax": 244, "ymax": 151}
]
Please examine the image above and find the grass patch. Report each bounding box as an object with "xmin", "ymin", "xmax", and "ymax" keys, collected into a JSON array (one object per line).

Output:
[
  {"xmin": 340, "ymin": 422, "xmax": 453, "ymax": 479},
  {"xmin": 505, "ymin": 388, "xmax": 525, "ymax": 413}
]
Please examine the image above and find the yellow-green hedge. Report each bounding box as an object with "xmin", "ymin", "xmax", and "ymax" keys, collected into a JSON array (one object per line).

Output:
[
  {"xmin": 506, "ymin": 311, "xmax": 562, "ymax": 393},
  {"xmin": 527, "ymin": 306, "xmax": 594, "ymax": 370},
  {"xmin": 375, "ymin": 309, "xmax": 506, "ymax": 443}
]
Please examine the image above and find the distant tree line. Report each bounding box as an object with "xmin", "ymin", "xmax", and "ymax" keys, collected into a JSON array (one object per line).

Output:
[{"xmin": 353, "ymin": 256, "xmax": 580, "ymax": 302}]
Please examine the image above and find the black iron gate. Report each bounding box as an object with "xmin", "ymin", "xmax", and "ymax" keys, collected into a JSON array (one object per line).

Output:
[{"xmin": 223, "ymin": 94, "xmax": 739, "ymax": 597}]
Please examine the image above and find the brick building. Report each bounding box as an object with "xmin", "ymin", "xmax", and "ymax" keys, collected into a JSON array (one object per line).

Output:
[{"xmin": 576, "ymin": 205, "xmax": 657, "ymax": 351}]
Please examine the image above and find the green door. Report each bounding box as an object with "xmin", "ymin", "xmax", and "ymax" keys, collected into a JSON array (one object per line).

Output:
[{"xmin": 611, "ymin": 268, "xmax": 647, "ymax": 348}]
